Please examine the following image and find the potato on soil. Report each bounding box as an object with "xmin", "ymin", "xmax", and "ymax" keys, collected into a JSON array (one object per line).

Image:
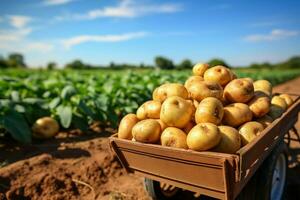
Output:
[
  {"xmin": 253, "ymin": 80, "xmax": 272, "ymax": 96},
  {"xmin": 256, "ymin": 115, "xmax": 273, "ymax": 128},
  {"xmin": 187, "ymin": 80, "xmax": 223, "ymax": 102},
  {"xmin": 118, "ymin": 114, "xmax": 139, "ymax": 139},
  {"xmin": 192, "ymin": 63, "xmax": 209, "ymax": 76},
  {"xmin": 195, "ymin": 97, "xmax": 224, "ymax": 125},
  {"xmin": 224, "ymin": 78, "xmax": 254, "ymax": 103},
  {"xmin": 187, "ymin": 123, "xmax": 221, "ymax": 151},
  {"xmin": 248, "ymin": 91, "xmax": 271, "ymax": 118},
  {"xmin": 239, "ymin": 121, "xmax": 264, "ymax": 146},
  {"xmin": 271, "ymin": 96, "xmax": 287, "ymax": 110},
  {"xmin": 132, "ymin": 119, "xmax": 161, "ymax": 143},
  {"xmin": 279, "ymin": 94, "xmax": 294, "ymax": 107},
  {"xmin": 161, "ymin": 127, "xmax": 188, "ymax": 149},
  {"xmin": 153, "ymin": 83, "xmax": 189, "ymax": 102},
  {"xmin": 213, "ymin": 126, "xmax": 241, "ymax": 154},
  {"xmin": 184, "ymin": 76, "xmax": 204, "ymax": 88},
  {"xmin": 136, "ymin": 100, "xmax": 161, "ymax": 120},
  {"xmin": 222, "ymin": 103, "xmax": 252, "ymax": 127},
  {"xmin": 32, "ymin": 117, "xmax": 60, "ymax": 139},
  {"xmin": 160, "ymin": 96, "xmax": 193, "ymax": 128},
  {"xmin": 204, "ymin": 66, "xmax": 232, "ymax": 86}
]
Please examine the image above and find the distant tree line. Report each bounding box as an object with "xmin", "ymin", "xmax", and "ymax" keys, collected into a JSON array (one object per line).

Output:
[{"xmin": 0, "ymin": 53, "xmax": 299, "ymax": 70}]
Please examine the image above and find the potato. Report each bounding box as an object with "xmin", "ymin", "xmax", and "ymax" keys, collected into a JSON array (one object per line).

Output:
[
  {"xmin": 268, "ymin": 105, "xmax": 285, "ymax": 120},
  {"xmin": 213, "ymin": 126, "xmax": 241, "ymax": 154},
  {"xmin": 182, "ymin": 121, "xmax": 195, "ymax": 133},
  {"xmin": 153, "ymin": 83, "xmax": 189, "ymax": 102},
  {"xmin": 118, "ymin": 114, "xmax": 139, "ymax": 139},
  {"xmin": 239, "ymin": 121, "xmax": 264, "ymax": 146},
  {"xmin": 256, "ymin": 115, "xmax": 273, "ymax": 128},
  {"xmin": 184, "ymin": 76, "xmax": 204, "ymax": 88},
  {"xmin": 195, "ymin": 97, "xmax": 224, "ymax": 125},
  {"xmin": 271, "ymin": 96, "xmax": 287, "ymax": 110},
  {"xmin": 279, "ymin": 94, "xmax": 294, "ymax": 107},
  {"xmin": 204, "ymin": 66, "xmax": 232, "ymax": 86},
  {"xmin": 224, "ymin": 78, "xmax": 254, "ymax": 103},
  {"xmin": 161, "ymin": 127, "xmax": 188, "ymax": 149},
  {"xmin": 187, "ymin": 123, "xmax": 221, "ymax": 151},
  {"xmin": 156, "ymin": 119, "xmax": 168, "ymax": 131},
  {"xmin": 187, "ymin": 80, "xmax": 223, "ymax": 102},
  {"xmin": 32, "ymin": 117, "xmax": 60, "ymax": 139},
  {"xmin": 132, "ymin": 119, "xmax": 161, "ymax": 143},
  {"xmin": 222, "ymin": 103, "xmax": 252, "ymax": 127},
  {"xmin": 160, "ymin": 96, "xmax": 193, "ymax": 128},
  {"xmin": 253, "ymin": 80, "xmax": 272, "ymax": 96},
  {"xmin": 136, "ymin": 100, "xmax": 161, "ymax": 120},
  {"xmin": 248, "ymin": 91, "xmax": 271, "ymax": 118},
  {"xmin": 192, "ymin": 63, "xmax": 209, "ymax": 76}
]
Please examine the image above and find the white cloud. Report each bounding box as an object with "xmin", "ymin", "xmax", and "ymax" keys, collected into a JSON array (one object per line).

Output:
[
  {"xmin": 8, "ymin": 15, "xmax": 32, "ymax": 28},
  {"xmin": 43, "ymin": 0, "xmax": 74, "ymax": 6},
  {"xmin": 244, "ymin": 29, "xmax": 299, "ymax": 42},
  {"xmin": 62, "ymin": 31, "xmax": 148, "ymax": 49},
  {"xmin": 0, "ymin": 28, "xmax": 32, "ymax": 42},
  {"xmin": 25, "ymin": 42, "xmax": 54, "ymax": 52},
  {"xmin": 56, "ymin": 0, "xmax": 182, "ymax": 20}
]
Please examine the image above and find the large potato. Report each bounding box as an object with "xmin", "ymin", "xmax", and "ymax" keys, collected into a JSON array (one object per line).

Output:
[
  {"xmin": 153, "ymin": 83, "xmax": 189, "ymax": 102},
  {"xmin": 195, "ymin": 97, "xmax": 224, "ymax": 125},
  {"xmin": 256, "ymin": 115, "xmax": 273, "ymax": 128},
  {"xmin": 118, "ymin": 114, "xmax": 139, "ymax": 139},
  {"xmin": 222, "ymin": 103, "xmax": 252, "ymax": 127},
  {"xmin": 224, "ymin": 78, "xmax": 254, "ymax": 103},
  {"xmin": 248, "ymin": 91, "xmax": 271, "ymax": 118},
  {"xmin": 161, "ymin": 127, "xmax": 188, "ymax": 149},
  {"xmin": 187, "ymin": 123, "xmax": 221, "ymax": 151},
  {"xmin": 279, "ymin": 94, "xmax": 294, "ymax": 107},
  {"xmin": 184, "ymin": 76, "xmax": 204, "ymax": 88},
  {"xmin": 204, "ymin": 66, "xmax": 232, "ymax": 86},
  {"xmin": 253, "ymin": 80, "xmax": 272, "ymax": 96},
  {"xmin": 187, "ymin": 80, "xmax": 223, "ymax": 102},
  {"xmin": 136, "ymin": 100, "xmax": 161, "ymax": 120},
  {"xmin": 239, "ymin": 121, "xmax": 264, "ymax": 146},
  {"xmin": 192, "ymin": 63, "xmax": 209, "ymax": 76},
  {"xmin": 213, "ymin": 126, "xmax": 241, "ymax": 154},
  {"xmin": 132, "ymin": 119, "xmax": 161, "ymax": 143},
  {"xmin": 271, "ymin": 96, "xmax": 287, "ymax": 110},
  {"xmin": 160, "ymin": 96, "xmax": 193, "ymax": 128},
  {"xmin": 32, "ymin": 117, "xmax": 60, "ymax": 139}
]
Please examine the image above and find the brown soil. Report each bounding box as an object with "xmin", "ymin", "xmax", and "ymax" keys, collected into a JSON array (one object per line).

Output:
[{"xmin": 0, "ymin": 77, "xmax": 300, "ymax": 200}]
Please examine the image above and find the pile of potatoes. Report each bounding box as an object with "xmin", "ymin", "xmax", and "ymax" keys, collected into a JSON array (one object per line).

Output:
[{"xmin": 117, "ymin": 63, "xmax": 294, "ymax": 154}]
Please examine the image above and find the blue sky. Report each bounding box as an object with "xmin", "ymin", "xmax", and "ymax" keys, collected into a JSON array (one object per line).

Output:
[{"xmin": 0, "ymin": 0, "xmax": 299, "ymax": 67}]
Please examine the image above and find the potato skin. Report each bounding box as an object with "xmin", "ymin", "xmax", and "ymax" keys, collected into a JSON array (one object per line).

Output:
[
  {"xmin": 32, "ymin": 117, "xmax": 60, "ymax": 139},
  {"xmin": 239, "ymin": 121, "xmax": 264, "ymax": 146},
  {"xmin": 192, "ymin": 63, "xmax": 209, "ymax": 76},
  {"xmin": 279, "ymin": 94, "xmax": 294, "ymax": 107},
  {"xmin": 253, "ymin": 80, "xmax": 272, "ymax": 96},
  {"xmin": 184, "ymin": 76, "xmax": 203, "ymax": 88},
  {"xmin": 118, "ymin": 114, "xmax": 139, "ymax": 140},
  {"xmin": 136, "ymin": 100, "xmax": 161, "ymax": 120},
  {"xmin": 248, "ymin": 91, "xmax": 271, "ymax": 118},
  {"xmin": 195, "ymin": 97, "xmax": 224, "ymax": 125},
  {"xmin": 161, "ymin": 127, "xmax": 188, "ymax": 149},
  {"xmin": 213, "ymin": 126, "xmax": 241, "ymax": 154},
  {"xmin": 204, "ymin": 66, "xmax": 232, "ymax": 86},
  {"xmin": 224, "ymin": 78, "xmax": 254, "ymax": 103},
  {"xmin": 132, "ymin": 119, "xmax": 161, "ymax": 143},
  {"xmin": 153, "ymin": 83, "xmax": 189, "ymax": 102},
  {"xmin": 222, "ymin": 103, "xmax": 252, "ymax": 127},
  {"xmin": 187, "ymin": 123, "xmax": 221, "ymax": 151},
  {"xmin": 187, "ymin": 81, "xmax": 223, "ymax": 102}
]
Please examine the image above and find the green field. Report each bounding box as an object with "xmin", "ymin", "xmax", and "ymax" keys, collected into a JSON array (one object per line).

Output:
[{"xmin": 1, "ymin": 68, "xmax": 300, "ymax": 143}]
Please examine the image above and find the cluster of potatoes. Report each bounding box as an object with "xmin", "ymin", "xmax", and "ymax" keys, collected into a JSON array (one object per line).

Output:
[{"xmin": 118, "ymin": 64, "xmax": 294, "ymax": 154}]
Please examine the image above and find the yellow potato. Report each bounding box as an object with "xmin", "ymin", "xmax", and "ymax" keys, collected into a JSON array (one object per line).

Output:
[
  {"xmin": 204, "ymin": 66, "xmax": 232, "ymax": 86},
  {"xmin": 118, "ymin": 114, "xmax": 139, "ymax": 140},
  {"xmin": 192, "ymin": 63, "xmax": 209, "ymax": 76},
  {"xmin": 161, "ymin": 127, "xmax": 188, "ymax": 149},
  {"xmin": 248, "ymin": 91, "xmax": 271, "ymax": 118},
  {"xmin": 184, "ymin": 76, "xmax": 204, "ymax": 88},
  {"xmin": 279, "ymin": 94, "xmax": 294, "ymax": 107},
  {"xmin": 213, "ymin": 126, "xmax": 241, "ymax": 154},
  {"xmin": 239, "ymin": 121, "xmax": 264, "ymax": 146},
  {"xmin": 136, "ymin": 100, "xmax": 161, "ymax": 120},
  {"xmin": 224, "ymin": 78, "xmax": 254, "ymax": 103},
  {"xmin": 271, "ymin": 96, "xmax": 287, "ymax": 110},
  {"xmin": 222, "ymin": 103, "xmax": 252, "ymax": 127},
  {"xmin": 195, "ymin": 97, "xmax": 224, "ymax": 125},
  {"xmin": 132, "ymin": 119, "xmax": 161, "ymax": 143},
  {"xmin": 253, "ymin": 80, "xmax": 272, "ymax": 96},
  {"xmin": 153, "ymin": 83, "xmax": 189, "ymax": 102},
  {"xmin": 187, "ymin": 80, "xmax": 223, "ymax": 102}
]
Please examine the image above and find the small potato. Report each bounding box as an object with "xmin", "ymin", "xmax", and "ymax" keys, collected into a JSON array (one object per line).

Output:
[
  {"xmin": 279, "ymin": 94, "xmax": 294, "ymax": 108},
  {"xmin": 271, "ymin": 96, "xmax": 287, "ymax": 110},
  {"xmin": 161, "ymin": 127, "xmax": 188, "ymax": 149},
  {"xmin": 132, "ymin": 119, "xmax": 161, "ymax": 143},
  {"xmin": 153, "ymin": 83, "xmax": 189, "ymax": 102},
  {"xmin": 224, "ymin": 78, "xmax": 254, "ymax": 103},
  {"xmin": 187, "ymin": 123, "xmax": 221, "ymax": 151},
  {"xmin": 118, "ymin": 114, "xmax": 139, "ymax": 140},
  {"xmin": 32, "ymin": 117, "xmax": 60, "ymax": 139},
  {"xmin": 195, "ymin": 97, "xmax": 224, "ymax": 125},
  {"xmin": 213, "ymin": 126, "xmax": 241, "ymax": 154},
  {"xmin": 204, "ymin": 66, "xmax": 232, "ymax": 86},
  {"xmin": 184, "ymin": 76, "xmax": 204, "ymax": 88},
  {"xmin": 136, "ymin": 100, "xmax": 161, "ymax": 120},
  {"xmin": 248, "ymin": 91, "xmax": 271, "ymax": 118},
  {"xmin": 187, "ymin": 81, "xmax": 223, "ymax": 102},
  {"xmin": 222, "ymin": 103, "xmax": 252, "ymax": 127},
  {"xmin": 193, "ymin": 63, "xmax": 209, "ymax": 76},
  {"xmin": 256, "ymin": 115, "xmax": 273, "ymax": 128},
  {"xmin": 239, "ymin": 121, "xmax": 264, "ymax": 146},
  {"xmin": 253, "ymin": 80, "xmax": 272, "ymax": 96}
]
